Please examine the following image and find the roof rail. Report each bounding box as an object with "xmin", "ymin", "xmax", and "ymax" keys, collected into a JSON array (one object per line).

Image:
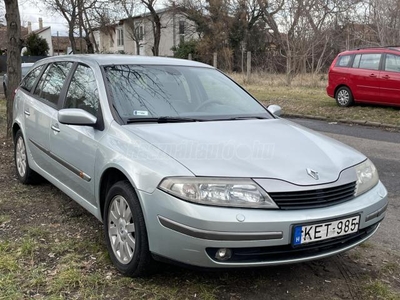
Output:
[{"xmin": 351, "ymin": 46, "xmax": 400, "ymax": 51}]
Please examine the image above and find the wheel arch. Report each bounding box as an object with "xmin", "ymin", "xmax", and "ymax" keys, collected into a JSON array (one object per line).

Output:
[
  {"xmin": 98, "ymin": 166, "xmax": 141, "ymax": 222},
  {"xmin": 334, "ymin": 84, "xmax": 352, "ymax": 99},
  {"xmin": 12, "ymin": 123, "xmax": 21, "ymax": 141}
]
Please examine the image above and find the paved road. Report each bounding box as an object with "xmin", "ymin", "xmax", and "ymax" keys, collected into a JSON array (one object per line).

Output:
[{"xmin": 289, "ymin": 117, "xmax": 400, "ymax": 252}]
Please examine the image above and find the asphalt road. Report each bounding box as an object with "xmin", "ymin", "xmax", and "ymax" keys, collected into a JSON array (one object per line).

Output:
[{"xmin": 289, "ymin": 117, "xmax": 400, "ymax": 252}]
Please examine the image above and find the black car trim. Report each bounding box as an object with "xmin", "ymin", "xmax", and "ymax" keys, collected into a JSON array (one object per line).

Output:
[
  {"xmin": 29, "ymin": 139, "xmax": 91, "ymax": 182},
  {"xmin": 158, "ymin": 215, "xmax": 283, "ymax": 241}
]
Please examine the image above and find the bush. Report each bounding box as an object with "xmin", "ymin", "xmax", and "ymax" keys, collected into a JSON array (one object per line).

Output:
[{"xmin": 23, "ymin": 33, "xmax": 49, "ymax": 56}]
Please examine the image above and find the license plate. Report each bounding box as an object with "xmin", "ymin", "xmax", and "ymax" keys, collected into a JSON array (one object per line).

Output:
[{"xmin": 293, "ymin": 215, "xmax": 360, "ymax": 246}]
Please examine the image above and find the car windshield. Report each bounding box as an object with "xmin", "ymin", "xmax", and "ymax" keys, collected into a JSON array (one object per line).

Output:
[{"xmin": 103, "ymin": 65, "xmax": 271, "ymax": 122}]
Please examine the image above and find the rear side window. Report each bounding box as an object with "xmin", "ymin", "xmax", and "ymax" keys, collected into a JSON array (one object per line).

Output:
[
  {"xmin": 64, "ymin": 64, "xmax": 100, "ymax": 116},
  {"xmin": 352, "ymin": 54, "xmax": 361, "ymax": 68},
  {"xmin": 34, "ymin": 62, "xmax": 73, "ymax": 106},
  {"xmin": 358, "ymin": 54, "xmax": 381, "ymax": 70},
  {"xmin": 21, "ymin": 65, "xmax": 43, "ymax": 92},
  {"xmin": 336, "ymin": 55, "xmax": 352, "ymax": 67},
  {"xmin": 384, "ymin": 54, "xmax": 400, "ymax": 72}
]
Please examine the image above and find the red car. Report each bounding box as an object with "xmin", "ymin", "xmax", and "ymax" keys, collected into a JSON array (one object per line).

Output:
[{"xmin": 327, "ymin": 47, "xmax": 400, "ymax": 107}]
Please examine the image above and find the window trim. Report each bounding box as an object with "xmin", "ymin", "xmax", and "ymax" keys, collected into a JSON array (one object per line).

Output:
[
  {"xmin": 62, "ymin": 63, "xmax": 104, "ymax": 130},
  {"xmin": 29, "ymin": 62, "xmax": 74, "ymax": 110},
  {"xmin": 383, "ymin": 53, "xmax": 400, "ymax": 73},
  {"xmin": 20, "ymin": 64, "xmax": 46, "ymax": 94},
  {"xmin": 335, "ymin": 54, "xmax": 353, "ymax": 68}
]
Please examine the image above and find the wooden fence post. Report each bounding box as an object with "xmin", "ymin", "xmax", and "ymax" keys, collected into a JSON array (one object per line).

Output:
[
  {"xmin": 213, "ymin": 52, "xmax": 217, "ymax": 68},
  {"xmin": 188, "ymin": 53, "xmax": 192, "ymax": 60},
  {"xmin": 246, "ymin": 51, "xmax": 251, "ymax": 82}
]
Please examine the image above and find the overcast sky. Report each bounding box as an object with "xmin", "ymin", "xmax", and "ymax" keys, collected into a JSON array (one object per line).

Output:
[{"xmin": 19, "ymin": 0, "xmax": 69, "ymax": 36}]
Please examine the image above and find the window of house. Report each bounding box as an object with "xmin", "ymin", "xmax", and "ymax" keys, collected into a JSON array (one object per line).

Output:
[
  {"xmin": 336, "ymin": 55, "xmax": 351, "ymax": 67},
  {"xmin": 139, "ymin": 25, "xmax": 144, "ymax": 41},
  {"xmin": 117, "ymin": 28, "xmax": 124, "ymax": 46},
  {"xmin": 384, "ymin": 54, "xmax": 400, "ymax": 72},
  {"xmin": 34, "ymin": 62, "xmax": 73, "ymax": 106},
  {"xmin": 358, "ymin": 53, "xmax": 381, "ymax": 70},
  {"xmin": 21, "ymin": 65, "xmax": 44, "ymax": 92},
  {"xmin": 64, "ymin": 64, "xmax": 100, "ymax": 116},
  {"xmin": 179, "ymin": 20, "xmax": 185, "ymax": 35}
]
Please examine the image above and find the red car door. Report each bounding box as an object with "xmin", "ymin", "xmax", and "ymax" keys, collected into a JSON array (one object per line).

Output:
[
  {"xmin": 349, "ymin": 53, "xmax": 382, "ymax": 102},
  {"xmin": 379, "ymin": 53, "xmax": 400, "ymax": 106}
]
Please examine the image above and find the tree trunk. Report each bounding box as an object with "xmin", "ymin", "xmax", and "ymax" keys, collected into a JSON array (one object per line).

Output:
[
  {"xmin": 68, "ymin": 23, "xmax": 77, "ymax": 54},
  {"xmin": 4, "ymin": 0, "xmax": 22, "ymax": 138}
]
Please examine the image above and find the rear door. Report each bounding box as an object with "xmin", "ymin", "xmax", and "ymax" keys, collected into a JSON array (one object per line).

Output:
[
  {"xmin": 24, "ymin": 63, "xmax": 72, "ymax": 173},
  {"xmin": 49, "ymin": 64, "xmax": 102, "ymax": 206},
  {"xmin": 349, "ymin": 53, "xmax": 382, "ymax": 102},
  {"xmin": 379, "ymin": 53, "xmax": 400, "ymax": 105}
]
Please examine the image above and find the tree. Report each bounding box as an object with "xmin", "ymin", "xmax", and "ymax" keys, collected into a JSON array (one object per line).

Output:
[
  {"xmin": 23, "ymin": 32, "xmax": 50, "ymax": 56},
  {"xmin": 141, "ymin": 0, "xmax": 161, "ymax": 56},
  {"xmin": 4, "ymin": 0, "xmax": 22, "ymax": 137}
]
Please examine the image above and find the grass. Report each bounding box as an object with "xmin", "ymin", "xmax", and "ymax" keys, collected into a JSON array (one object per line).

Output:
[
  {"xmin": 228, "ymin": 72, "xmax": 400, "ymax": 127},
  {"xmin": 363, "ymin": 280, "xmax": 400, "ymax": 300}
]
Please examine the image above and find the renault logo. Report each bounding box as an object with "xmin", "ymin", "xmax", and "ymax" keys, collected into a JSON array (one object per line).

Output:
[{"xmin": 306, "ymin": 168, "xmax": 319, "ymax": 180}]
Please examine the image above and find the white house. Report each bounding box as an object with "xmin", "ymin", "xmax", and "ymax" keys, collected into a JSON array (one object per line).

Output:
[
  {"xmin": 26, "ymin": 18, "xmax": 54, "ymax": 56},
  {"xmin": 93, "ymin": 8, "xmax": 198, "ymax": 56}
]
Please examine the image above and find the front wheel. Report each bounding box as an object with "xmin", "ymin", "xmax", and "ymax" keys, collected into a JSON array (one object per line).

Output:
[
  {"xmin": 103, "ymin": 181, "xmax": 154, "ymax": 277},
  {"xmin": 335, "ymin": 86, "xmax": 354, "ymax": 107}
]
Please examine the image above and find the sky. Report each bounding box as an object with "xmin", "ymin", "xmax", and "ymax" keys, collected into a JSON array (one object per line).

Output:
[{"xmin": 19, "ymin": 0, "xmax": 69, "ymax": 36}]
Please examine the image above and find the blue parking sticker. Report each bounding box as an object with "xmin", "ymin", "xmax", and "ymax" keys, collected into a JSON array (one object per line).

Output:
[{"xmin": 293, "ymin": 226, "xmax": 303, "ymax": 245}]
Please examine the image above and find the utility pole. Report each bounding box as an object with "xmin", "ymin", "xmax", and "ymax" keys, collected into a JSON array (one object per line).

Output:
[{"xmin": 57, "ymin": 31, "xmax": 60, "ymax": 55}]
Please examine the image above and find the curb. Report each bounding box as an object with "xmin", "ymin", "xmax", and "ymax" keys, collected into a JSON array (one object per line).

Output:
[{"xmin": 282, "ymin": 113, "xmax": 400, "ymax": 130}]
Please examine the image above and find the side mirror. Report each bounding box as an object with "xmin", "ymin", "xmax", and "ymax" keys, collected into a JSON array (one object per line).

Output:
[
  {"xmin": 58, "ymin": 108, "xmax": 97, "ymax": 126},
  {"xmin": 267, "ymin": 104, "xmax": 282, "ymax": 117}
]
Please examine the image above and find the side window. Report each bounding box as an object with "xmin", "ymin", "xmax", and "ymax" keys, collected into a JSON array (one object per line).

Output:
[
  {"xmin": 384, "ymin": 54, "xmax": 400, "ymax": 72},
  {"xmin": 64, "ymin": 64, "xmax": 100, "ymax": 116},
  {"xmin": 358, "ymin": 54, "xmax": 381, "ymax": 70},
  {"xmin": 352, "ymin": 54, "xmax": 361, "ymax": 68},
  {"xmin": 21, "ymin": 65, "xmax": 44, "ymax": 92},
  {"xmin": 34, "ymin": 62, "xmax": 73, "ymax": 106},
  {"xmin": 336, "ymin": 55, "xmax": 351, "ymax": 67}
]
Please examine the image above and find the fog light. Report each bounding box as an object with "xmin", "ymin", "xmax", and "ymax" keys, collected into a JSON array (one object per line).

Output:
[{"xmin": 215, "ymin": 248, "xmax": 232, "ymax": 261}]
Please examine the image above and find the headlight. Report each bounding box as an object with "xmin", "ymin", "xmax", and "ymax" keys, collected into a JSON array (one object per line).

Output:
[
  {"xmin": 355, "ymin": 159, "xmax": 379, "ymax": 196},
  {"xmin": 158, "ymin": 177, "xmax": 278, "ymax": 209}
]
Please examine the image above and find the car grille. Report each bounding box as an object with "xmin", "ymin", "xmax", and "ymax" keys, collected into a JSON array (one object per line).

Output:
[
  {"xmin": 206, "ymin": 223, "xmax": 378, "ymax": 263},
  {"xmin": 269, "ymin": 181, "xmax": 356, "ymax": 210}
]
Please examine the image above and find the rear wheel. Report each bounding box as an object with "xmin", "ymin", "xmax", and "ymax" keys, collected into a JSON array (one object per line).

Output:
[
  {"xmin": 335, "ymin": 86, "xmax": 354, "ymax": 107},
  {"xmin": 104, "ymin": 181, "xmax": 154, "ymax": 277},
  {"xmin": 14, "ymin": 130, "xmax": 40, "ymax": 184}
]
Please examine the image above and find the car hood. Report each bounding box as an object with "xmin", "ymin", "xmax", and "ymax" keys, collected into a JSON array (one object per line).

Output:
[{"xmin": 123, "ymin": 119, "xmax": 365, "ymax": 185}]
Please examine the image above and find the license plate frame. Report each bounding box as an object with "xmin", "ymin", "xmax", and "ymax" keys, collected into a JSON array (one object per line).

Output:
[{"xmin": 292, "ymin": 215, "xmax": 360, "ymax": 246}]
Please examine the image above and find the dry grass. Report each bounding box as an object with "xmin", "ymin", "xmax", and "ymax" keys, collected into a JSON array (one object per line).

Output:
[{"xmin": 228, "ymin": 72, "xmax": 400, "ymax": 127}]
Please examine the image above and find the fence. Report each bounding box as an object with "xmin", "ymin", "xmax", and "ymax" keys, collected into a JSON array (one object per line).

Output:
[{"xmin": 0, "ymin": 56, "xmax": 47, "ymax": 74}]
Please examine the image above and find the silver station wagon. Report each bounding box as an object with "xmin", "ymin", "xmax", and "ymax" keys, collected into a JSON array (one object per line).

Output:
[{"xmin": 13, "ymin": 55, "xmax": 388, "ymax": 277}]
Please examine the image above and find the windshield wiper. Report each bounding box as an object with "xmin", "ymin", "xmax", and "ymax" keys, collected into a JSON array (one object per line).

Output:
[
  {"xmin": 126, "ymin": 116, "xmax": 204, "ymax": 124},
  {"xmin": 212, "ymin": 116, "xmax": 269, "ymax": 121}
]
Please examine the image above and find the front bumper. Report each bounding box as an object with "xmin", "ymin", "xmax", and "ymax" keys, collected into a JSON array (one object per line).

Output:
[{"xmin": 139, "ymin": 181, "xmax": 388, "ymax": 268}]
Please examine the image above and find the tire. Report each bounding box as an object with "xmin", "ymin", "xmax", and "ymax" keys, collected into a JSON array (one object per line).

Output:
[
  {"xmin": 14, "ymin": 130, "xmax": 40, "ymax": 184},
  {"xmin": 103, "ymin": 180, "xmax": 154, "ymax": 277},
  {"xmin": 335, "ymin": 86, "xmax": 354, "ymax": 107}
]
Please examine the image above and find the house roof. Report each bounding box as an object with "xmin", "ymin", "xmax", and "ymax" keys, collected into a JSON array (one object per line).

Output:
[
  {"xmin": 52, "ymin": 36, "xmax": 87, "ymax": 53},
  {"xmin": 33, "ymin": 26, "xmax": 51, "ymax": 35},
  {"xmin": 0, "ymin": 25, "xmax": 29, "ymax": 50}
]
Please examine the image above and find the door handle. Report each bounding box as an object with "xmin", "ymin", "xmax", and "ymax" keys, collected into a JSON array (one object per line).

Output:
[
  {"xmin": 51, "ymin": 124, "xmax": 60, "ymax": 133},
  {"xmin": 24, "ymin": 110, "xmax": 30, "ymax": 116},
  {"xmin": 382, "ymin": 75, "xmax": 390, "ymax": 79},
  {"xmin": 369, "ymin": 74, "xmax": 377, "ymax": 78}
]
